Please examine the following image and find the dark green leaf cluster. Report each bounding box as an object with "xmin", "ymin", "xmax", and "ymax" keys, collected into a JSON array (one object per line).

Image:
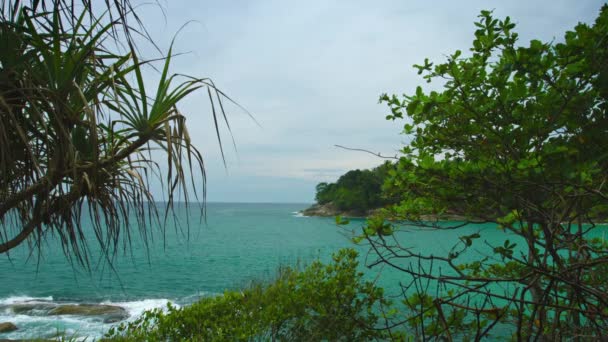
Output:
[{"xmin": 315, "ymin": 161, "xmax": 396, "ymax": 214}]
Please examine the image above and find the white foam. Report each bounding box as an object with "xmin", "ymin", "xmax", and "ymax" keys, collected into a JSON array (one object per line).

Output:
[
  {"xmin": 0, "ymin": 295, "xmax": 54, "ymax": 305},
  {"xmin": 292, "ymin": 211, "xmax": 306, "ymax": 218},
  {"xmin": 0, "ymin": 295, "xmax": 201, "ymax": 340},
  {"xmin": 101, "ymin": 298, "xmax": 177, "ymax": 318},
  {"xmin": 178, "ymin": 292, "xmax": 217, "ymax": 304},
  {"xmin": 0, "ymin": 312, "xmax": 102, "ymax": 341},
  {"xmin": 0, "ymin": 313, "xmax": 89, "ymax": 325}
]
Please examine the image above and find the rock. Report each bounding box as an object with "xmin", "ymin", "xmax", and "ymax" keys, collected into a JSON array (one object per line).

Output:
[
  {"xmin": 0, "ymin": 300, "xmax": 59, "ymax": 317},
  {"xmin": 103, "ymin": 312, "xmax": 129, "ymax": 323},
  {"xmin": 301, "ymin": 203, "xmax": 476, "ymax": 222},
  {"xmin": 301, "ymin": 203, "xmax": 340, "ymax": 217},
  {"xmin": 300, "ymin": 202, "xmax": 369, "ymax": 218},
  {"xmin": 8, "ymin": 303, "xmax": 56, "ymax": 315},
  {"xmin": 8, "ymin": 304, "xmax": 38, "ymax": 315},
  {"xmin": 48, "ymin": 304, "xmax": 128, "ymax": 321},
  {"xmin": 2, "ymin": 302, "xmax": 129, "ymax": 324},
  {"xmin": 0, "ymin": 322, "xmax": 18, "ymax": 333}
]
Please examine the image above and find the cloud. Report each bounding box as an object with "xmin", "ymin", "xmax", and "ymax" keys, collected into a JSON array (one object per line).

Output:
[{"xmin": 134, "ymin": 0, "xmax": 604, "ymax": 202}]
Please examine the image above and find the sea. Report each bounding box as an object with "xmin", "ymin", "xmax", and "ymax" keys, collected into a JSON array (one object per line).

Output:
[
  {"xmin": 1, "ymin": 203, "xmax": 604, "ymax": 340},
  {"xmin": 0, "ymin": 203, "xmax": 364, "ymax": 340}
]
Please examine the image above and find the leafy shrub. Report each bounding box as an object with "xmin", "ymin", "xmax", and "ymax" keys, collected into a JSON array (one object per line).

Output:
[{"xmin": 105, "ymin": 249, "xmax": 389, "ymax": 341}]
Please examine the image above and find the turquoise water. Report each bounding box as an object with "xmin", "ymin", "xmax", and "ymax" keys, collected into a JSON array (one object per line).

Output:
[
  {"xmin": 0, "ymin": 203, "xmax": 363, "ymax": 339},
  {"xmin": 2, "ymin": 203, "xmax": 603, "ymax": 340}
]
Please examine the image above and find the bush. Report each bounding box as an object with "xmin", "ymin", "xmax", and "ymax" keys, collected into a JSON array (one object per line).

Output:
[{"xmin": 105, "ymin": 249, "xmax": 389, "ymax": 341}]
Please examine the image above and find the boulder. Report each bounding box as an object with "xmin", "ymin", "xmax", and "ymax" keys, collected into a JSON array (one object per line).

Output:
[
  {"xmin": 0, "ymin": 322, "xmax": 17, "ymax": 333},
  {"xmin": 48, "ymin": 304, "xmax": 128, "ymax": 321},
  {"xmin": 8, "ymin": 304, "xmax": 38, "ymax": 315},
  {"xmin": 8, "ymin": 303, "xmax": 56, "ymax": 315},
  {"xmin": 103, "ymin": 314, "xmax": 127, "ymax": 323},
  {"xmin": 301, "ymin": 203, "xmax": 340, "ymax": 217}
]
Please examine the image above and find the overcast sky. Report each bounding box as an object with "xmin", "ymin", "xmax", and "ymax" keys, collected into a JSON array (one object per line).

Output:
[{"xmin": 134, "ymin": 0, "xmax": 604, "ymax": 203}]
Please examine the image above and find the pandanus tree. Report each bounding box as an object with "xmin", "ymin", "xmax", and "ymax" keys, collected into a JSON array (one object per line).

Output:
[
  {"xmin": 365, "ymin": 6, "xmax": 608, "ymax": 340},
  {"xmin": 0, "ymin": 1, "xmax": 231, "ymax": 265}
]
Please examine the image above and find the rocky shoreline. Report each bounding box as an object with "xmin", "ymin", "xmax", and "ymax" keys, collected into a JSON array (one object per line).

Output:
[
  {"xmin": 0, "ymin": 300, "xmax": 130, "ymax": 339},
  {"xmin": 1, "ymin": 302, "xmax": 129, "ymax": 323},
  {"xmin": 300, "ymin": 203, "xmax": 473, "ymax": 222},
  {"xmin": 299, "ymin": 202, "xmax": 376, "ymax": 218}
]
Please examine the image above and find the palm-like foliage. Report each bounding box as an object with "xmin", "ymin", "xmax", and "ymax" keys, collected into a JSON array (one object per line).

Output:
[{"xmin": 0, "ymin": 1, "xmax": 229, "ymax": 265}]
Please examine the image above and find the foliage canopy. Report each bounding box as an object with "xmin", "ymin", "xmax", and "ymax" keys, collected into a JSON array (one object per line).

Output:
[{"xmin": 365, "ymin": 6, "xmax": 608, "ymax": 340}]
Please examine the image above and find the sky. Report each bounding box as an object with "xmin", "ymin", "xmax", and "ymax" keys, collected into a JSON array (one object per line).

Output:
[{"xmin": 133, "ymin": 0, "xmax": 605, "ymax": 203}]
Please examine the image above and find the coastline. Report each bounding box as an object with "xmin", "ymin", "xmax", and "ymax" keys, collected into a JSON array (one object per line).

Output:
[
  {"xmin": 299, "ymin": 203, "xmax": 478, "ymax": 222},
  {"xmin": 299, "ymin": 203, "xmax": 376, "ymax": 219},
  {"xmin": 301, "ymin": 204, "xmax": 608, "ymax": 225}
]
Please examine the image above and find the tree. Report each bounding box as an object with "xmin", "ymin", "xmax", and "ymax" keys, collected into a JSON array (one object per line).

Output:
[
  {"xmin": 315, "ymin": 182, "xmax": 332, "ymax": 204},
  {"xmin": 0, "ymin": 1, "xmax": 232, "ymax": 264},
  {"xmin": 366, "ymin": 7, "xmax": 608, "ymax": 340},
  {"xmin": 313, "ymin": 162, "xmax": 395, "ymax": 214},
  {"xmin": 105, "ymin": 249, "xmax": 389, "ymax": 341}
]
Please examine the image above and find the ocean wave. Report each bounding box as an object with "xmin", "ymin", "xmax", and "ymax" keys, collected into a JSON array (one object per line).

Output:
[
  {"xmin": 0, "ymin": 293, "xmax": 219, "ymax": 340},
  {"xmin": 291, "ymin": 211, "xmax": 306, "ymax": 218},
  {"xmin": 0, "ymin": 311, "xmax": 102, "ymax": 341},
  {"xmin": 177, "ymin": 292, "xmax": 219, "ymax": 305},
  {"xmin": 0, "ymin": 295, "xmax": 54, "ymax": 305},
  {"xmin": 101, "ymin": 298, "xmax": 176, "ymax": 317}
]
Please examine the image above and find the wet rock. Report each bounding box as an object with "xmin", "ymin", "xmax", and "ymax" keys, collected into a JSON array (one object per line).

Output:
[
  {"xmin": 48, "ymin": 304, "xmax": 128, "ymax": 320},
  {"xmin": 301, "ymin": 203, "xmax": 340, "ymax": 217},
  {"xmin": 300, "ymin": 202, "xmax": 369, "ymax": 218},
  {"xmin": 8, "ymin": 304, "xmax": 38, "ymax": 315},
  {"xmin": 8, "ymin": 303, "xmax": 56, "ymax": 315},
  {"xmin": 2, "ymin": 302, "xmax": 129, "ymax": 324},
  {"xmin": 103, "ymin": 314, "xmax": 128, "ymax": 323},
  {"xmin": 0, "ymin": 322, "xmax": 18, "ymax": 333}
]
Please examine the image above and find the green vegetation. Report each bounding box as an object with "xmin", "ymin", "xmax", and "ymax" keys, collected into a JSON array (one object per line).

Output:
[
  {"xmin": 0, "ymin": 1, "xmax": 229, "ymax": 262},
  {"xmin": 105, "ymin": 249, "xmax": 389, "ymax": 341},
  {"xmin": 314, "ymin": 161, "xmax": 396, "ymax": 214},
  {"xmin": 361, "ymin": 5, "xmax": 608, "ymax": 340}
]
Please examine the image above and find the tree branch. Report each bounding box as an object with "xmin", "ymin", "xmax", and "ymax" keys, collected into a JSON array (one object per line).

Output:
[{"xmin": 334, "ymin": 145, "xmax": 398, "ymax": 160}]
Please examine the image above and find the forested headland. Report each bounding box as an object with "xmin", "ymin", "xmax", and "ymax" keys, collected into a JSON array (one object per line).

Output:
[
  {"xmin": 302, "ymin": 159, "xmax": 490, "ymax": 220},
  {"xmin": 301, "ymin": 161, "xmax": 398, "ymax": 217}
]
